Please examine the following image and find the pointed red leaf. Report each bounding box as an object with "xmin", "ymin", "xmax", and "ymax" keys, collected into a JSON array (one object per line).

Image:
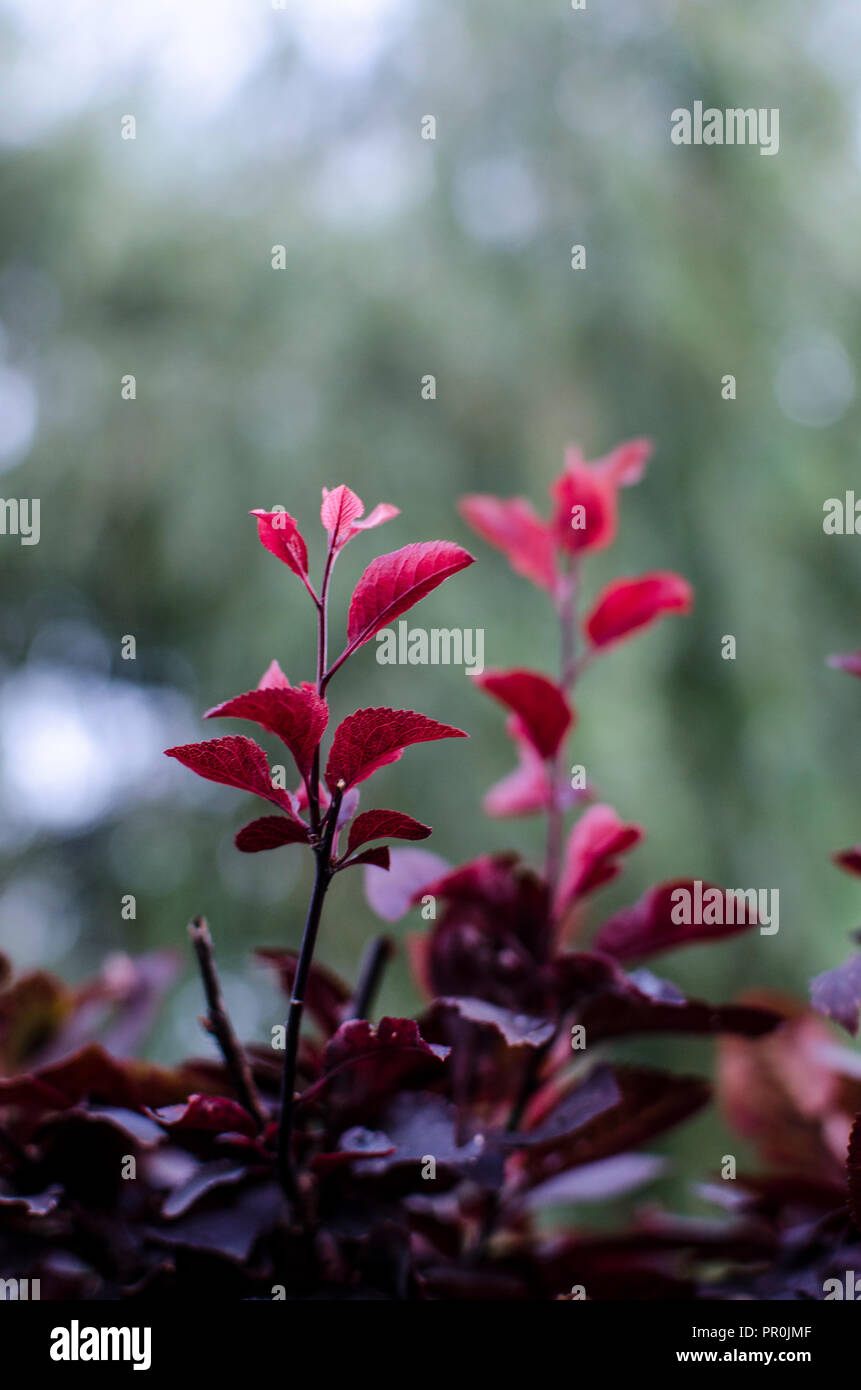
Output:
[
  {"xmin": 474, "ymin": 668, "xmax": 573, "ymax": 759},
  {"xmin": 594, "ymin": 437, "xmax": 653, "ymax": 487},
  {"xmin": 164, "ymin": 735, "xmax": 299, "ymax": 815},
  {"xmin": 346, "ymin": 809, "xmax": 431, "ymax": 856},
  {"xmin": 458, "ymin": 495, "xmax": 556, "ymax": 591},
  {"xmin": 257, "ymin": 659, "xmax": 291, "ymax": 690},
  {"xmin": 484, "ymin": 721, "xmax": 555, "ymax": 817},
  {"xmin": 326, "ymin": 706, "xmax": 467, "ymax": 792},
  {"xmin": 592, "ymin": 879, "xmax": 759, "ymax": 962},
  {"xmin": 343, "ymin": 541, "xmax": 474, "ymax": 655},
  {"xmin": 555, "ymin": 804, "xmax": 643, "ymax": 917},
  {"xmin": 550, "ymin": 449, "xmax": 618, "ymax": 554},
  {"xmin": 250, "ymin": 509, "xmax": 311, "ymax": 587},
  {"xmin": 300, "ymin": 1017, "xmax": 447, "ymax": 1115},
  {"xmin": 235, "ymin": 815, "xmax": 310, "ymax": 853},
  {"xmin": 321, "ymin": 485, "xmax": 398, "ymax": 550},
  {"xmin": 148, "ymin": 1094, "xmax": 258, "ymax": 1137},
  {"xmin": 345, "ymin": 846, "xmax": 390, "ymax": 871},
  {"xmin": 204, "ymin": 685, "xmax": 327, "ymax": 780},
  {"xmin": 584, "ymin": 571, "xmax": 693, "ymax": 649}
]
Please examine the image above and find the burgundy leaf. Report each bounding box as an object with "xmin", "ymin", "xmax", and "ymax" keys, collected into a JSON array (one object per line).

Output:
[
  {"xmin": 507, "ymin": 1067, "xmax": 621, "ymax": 1150},
  {"xmin": 325, "ymin": 706, "xmax": 467, "ymax": 792},
  {"xmin": 205, "ymin": 685, "xmax": 327, "ymax": 780},
  {"xmin": 522, "ymin": 1067, "xmax": 710, "ymax": 1179},
  {"xmin": 164, "ymin": 735, "xmax": 300, "ymax": 816},
  {"xmin": 346, "ymin": 809, "xmax": 432, "ymax": 855},
  {"xmin": 592, "ymin": 878, "xmax": 759, "ymax": 962},
  {"xmin": 584, "ymin": 571, "xmax": 693, "ymax": 650},
  {"xmin": 429, "ymin": 997, "xmax": 555, "ymax": 1048},
  {"xmin": 235, "ymin": 815, "xmax": 310, "ymax": 852},
  {"xmin": 575, "ymin": 974, "xmax": 782, "ymax": 1042},
  {"xmin": 834, "ymin": 847, "xmax": 861, "ymax": 877},
  {"xmin": 343, "ymin": 541, "xmax": 474, "ymax": 656},
  {"xmin": 148, "ymin": 1095, "xmax": 259, "ymax": 1138},
  {"xmin": 343, "ymin": 845, "xmax": 390, "ymax": 871},
  {"xmin": 475, "ymin": 668, "xmax": 573, "ymax": 759},
  {"xmin": 0, "ymin": 1044, "xmax": 209, "ymax": 1111},
  {"xmin": 458, "ymin": 495, "xmax": 557, "ymax": 591},
  {"xmin": 810, "ymin": 955, "xmax": 861, "ymax": 1036},
  {"xmin": 299, "ymin": 1018, "xmax": 448, "ymax": 1117}
]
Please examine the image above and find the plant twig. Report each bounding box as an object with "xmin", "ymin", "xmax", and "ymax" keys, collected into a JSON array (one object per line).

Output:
[
  {"xmin": 277, "ymin": 783, "xmax": 344, "ymax": 1197},
  {"xmin": 188, "ymin": 916, "xmax": 266, "ymax": 1130},
  {"xmin": 348, "ymin": 935, "xmax": 393, "ymax": 1020}
]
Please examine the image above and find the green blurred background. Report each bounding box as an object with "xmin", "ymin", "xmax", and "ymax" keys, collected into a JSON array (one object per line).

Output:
[{"xmin": 1, "ymin": 0, "xmax": 861, "ymax": 1198}]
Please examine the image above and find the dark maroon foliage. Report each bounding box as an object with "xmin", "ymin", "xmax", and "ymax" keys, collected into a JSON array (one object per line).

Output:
[{"xmin": 1, "ymin": 468, "xmax": 859, "ymax": 1301}]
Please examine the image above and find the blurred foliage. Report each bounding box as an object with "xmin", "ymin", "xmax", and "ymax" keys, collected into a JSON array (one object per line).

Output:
[{"xmin": 1, "ymin": 0, "xmax": 860, "ymax": 1204}]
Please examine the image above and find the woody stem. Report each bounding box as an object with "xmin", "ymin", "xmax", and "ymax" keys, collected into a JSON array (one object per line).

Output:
[{"xmin": 277, "ymin": 784, "xmax": 343, "ymax": 1199}]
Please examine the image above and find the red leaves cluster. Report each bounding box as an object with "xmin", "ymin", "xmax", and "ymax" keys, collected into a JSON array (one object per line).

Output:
[{"xmin": 165, "ymin": 487, "xmax": 471, "ymax": 866}]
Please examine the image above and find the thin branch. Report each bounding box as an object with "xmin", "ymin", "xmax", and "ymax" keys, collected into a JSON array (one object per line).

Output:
[
  {"xmin": 188, "ymin": 917, "xmax": 266, "ymax": 1130},
  {"xmin": 277, "ymin": 782, "xmax": 344, "ymax": 1197},
  {"xmin": 348, "ymin": 935, "xmax": 393, "ymax": 1020}
]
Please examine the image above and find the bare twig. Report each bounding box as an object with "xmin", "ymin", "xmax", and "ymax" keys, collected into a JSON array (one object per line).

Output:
[
  {"xmin": 188, "ymin": 916, "xmax": 266, "ymax": 1130},
  {"xmin": 348, "ymin": 935, "xmax": 394, "ymax": 1020}
]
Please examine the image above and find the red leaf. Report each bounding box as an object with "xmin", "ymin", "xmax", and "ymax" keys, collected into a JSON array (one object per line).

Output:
[
  {"xmin": 346, "ymin": 809, "xmax": 432, "ymax": 855},
  {"xmin": 299, "ymin": 1017, "xmax": 447, "ymax": 1117},
  {"xmin": 834, "ymin": 847, "xmax": 861, "ymax": 877},
  {"xmin": 164, "ymin": 735, "xmax": 300, "ymax": 816},
  {"xmin": 483, "ymin": 721, "xmax": 554, "ymax": 817},
  {"xmin": 257, "ymin": 659, "xmax": 291, "ymax": 690},
  {"xmin": 458, "ymin": 495, "xmax": 556, "ymax": 591},
  {"xmin": 474, "ymin": 668, "xmax": 573, "ymax": 759},
  {"xmin": 810, "ymin": 954, "xmax": 861, "ymax": 1036},
  {"xmin": 149, "ymin": 1094, "xmax": 258, "ymax": 1137},
  {"xmin": 593, "ymin": 437, "xmax": 653, "ymax": 487},
  {"xmin": 592, "ymin": 878, "xmax": 759, "ymax": 962},
  {"xmin": 555, "ymin": 804, "xmax": 643, "ymax": 917},
  {"xmin": 321, "ymin": 485, "xmax": 398, "ymax": 550},
  {"xmin": 520, "ymin": 1066, "xmax": 709, "ymax": 1180},
  {"xmin": 235, "ymin": 815, "xmax": 310, "ymax": 852},
  {"xmin": 204, "ymin": 685, "xmax": 327, "ymax": 780},
  {"xmin": 325, "ymin": 706, "xmax": 467, "ymax": 792},
  {"xmin": 249, "ymin": 509, "xmax": 311, "ymax": 586},
  {"xmin": 550, "ymin": 449, "xmax": 618, "ymax": 554},
  {"xmin": 584, "ymin": 571, "xmax": 693, "ymax": 649},
  {"xmin": 343, "ymin": 541, "xmax": 474, "ymax": 655},
  {"xmin": 345, "ymin": 846, "xmax": 390, "ymax": 871}
]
